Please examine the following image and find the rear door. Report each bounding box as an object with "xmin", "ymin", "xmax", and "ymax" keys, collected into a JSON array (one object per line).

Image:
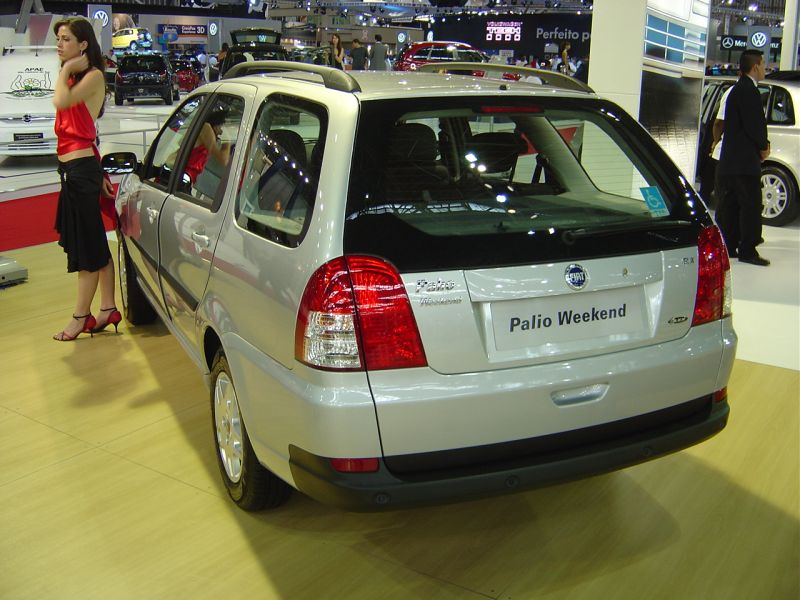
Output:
[{"xmin": 158, "ymin": 89, "xmax": 252, "ymax": 347}]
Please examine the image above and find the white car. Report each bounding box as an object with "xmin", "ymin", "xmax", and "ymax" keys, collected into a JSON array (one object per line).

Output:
[
  {"xmin": 105, "ymin": 63, "xmax": 735, "ymax": 511},
  {"xmin": 0, "ymin": 46, "xmax": 58, "ymax": 156},
  {"xmin": 699, "ymin": 75, "xmax": 800, "ymax": 226}
]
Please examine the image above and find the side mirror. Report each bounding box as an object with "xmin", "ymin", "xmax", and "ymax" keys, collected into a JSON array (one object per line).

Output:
[{"xmin": 101, "ymin": 152, "xmax": 139, "ymax": 174}]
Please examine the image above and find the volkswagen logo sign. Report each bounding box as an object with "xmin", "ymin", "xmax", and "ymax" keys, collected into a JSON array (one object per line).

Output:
[
  {"xmin": 721, "ymin": 36, "xmax": 734, "ymax": 50},
  {"xmin": 209, "ymin": 23, "xmax": 218, "ymax": 36},
  {"xmin": 564, "ymin": 264, "xmax": 588, "ymax": 290},
  {"xmin": 23, "ymin": 114, "xmax": 32, "ymax": 123},
  {"xmin": 750, "ymin": 32, "xmax": 768, "ymax": 48},
  {"xmin": 93, "ymin": 9, "xmax": 109, "ymax": 28}
]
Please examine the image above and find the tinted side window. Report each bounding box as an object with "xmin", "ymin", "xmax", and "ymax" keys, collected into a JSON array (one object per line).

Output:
[
  {"xmin": 142, "ymin": 95, "xmax": 206, "ymax": 189},
  {"xmin": 173, "ymin": 94, "xmax": 246, "ymax": 210},
  {"xmin": 768, "ymin": 86, "xmax": 795, "ymax": 125},
  {"xmin": 236, "ymin": 94, "xmax": 328, "ymax": 247},
  {"xmin": 429, "ymin": 47, "xmax": 451, "ymax": 61},
  {"xmin": 411, "ymin": 48, "xmax": 431, "ymax": 61}
]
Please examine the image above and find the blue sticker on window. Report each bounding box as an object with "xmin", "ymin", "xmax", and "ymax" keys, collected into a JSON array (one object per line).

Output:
[{"xmin": 640, "ymin": 186, "xmax": 670, "ymax": 217}]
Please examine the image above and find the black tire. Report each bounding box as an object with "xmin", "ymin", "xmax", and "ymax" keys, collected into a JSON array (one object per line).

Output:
[
  {"xmin": 129, "ymin": 41, "xmax": 137, "ymax": 52},
  {"xmin": 114, "ymin": 93, "xmax": 123, "ymax": 106},
  {"xmin": 163, "ymin": 88, "xmax": 173, "ymax": 106},
  {"xmin": 761, "ymin": 164, "xmax": 799, "ymax": 227},
  {"xmin": 210, "ymin": 350, "xmax": 291, "ymax": 511},
  {"xmin": 117, "ymin": 237, "xmax": 157, "ymax": 325},
  {"xmin": 173, "ymin": 87, "xmax": 180, "ymax": 101}
]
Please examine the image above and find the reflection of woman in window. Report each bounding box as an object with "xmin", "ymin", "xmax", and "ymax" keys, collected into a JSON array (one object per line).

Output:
[{"xmin": 184, "ymin": 109, "xmax": 232, "ymax": 184}]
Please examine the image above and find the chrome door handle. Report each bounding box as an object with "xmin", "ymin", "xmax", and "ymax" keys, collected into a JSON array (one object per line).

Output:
[
  {"xmin": 191, "ymin": 231, "xmax": 210, "ymax": 247},
  {"xmin": 146, "ymin": 207, "xmax": 159, "ymax": 224}
]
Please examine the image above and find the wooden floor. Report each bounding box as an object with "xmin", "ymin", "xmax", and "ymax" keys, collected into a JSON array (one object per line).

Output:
[{"xmin": 1, "ymin": 242, "xmax": 798, "ymax": 600}]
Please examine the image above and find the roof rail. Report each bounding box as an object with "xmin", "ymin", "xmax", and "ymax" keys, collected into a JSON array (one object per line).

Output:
[
  {"xmin": 415, "ymin": 62, "xmax": 594, "ymax": 94},
  {"xmin": 222, "ymin": 60, "xmax": 361, "ymax": 93}
]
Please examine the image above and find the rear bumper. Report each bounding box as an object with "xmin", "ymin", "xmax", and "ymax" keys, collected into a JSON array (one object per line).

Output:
[
  {"xmin": 116, "ymin": 84, "xmax": 169, "ymax": 98},
  {"xmin": 289, "ymin": 396, "xmax": 729, "ymax": 511}
]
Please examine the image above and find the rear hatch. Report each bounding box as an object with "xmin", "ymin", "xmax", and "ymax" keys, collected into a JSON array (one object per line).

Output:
[
  {"xmin": 343, "ymin": 94, "xmax": 719, "ymax": 456},
  {"xmin": 118, "ymin": 56, "xmax": 166, "ymax": 85}
]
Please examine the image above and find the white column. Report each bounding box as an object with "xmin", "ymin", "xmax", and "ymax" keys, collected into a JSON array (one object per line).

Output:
[
  {"xmin": 780, "ymin": 0, "xmax": 798, "ymax": 71},
  {"xmin": 587, "ymin": 0, "xmax": 648, "ymax": 119}
]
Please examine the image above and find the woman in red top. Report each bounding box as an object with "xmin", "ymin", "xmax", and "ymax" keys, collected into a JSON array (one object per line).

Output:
[{"xmin": 52, "ymin": 17, "xmax": 118, "ymax": 341}]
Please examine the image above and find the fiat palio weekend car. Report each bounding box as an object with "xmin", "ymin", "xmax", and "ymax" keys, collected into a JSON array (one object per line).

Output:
[{"xmin": 104, "ymin": 62, "xmax": 735, "ymax": 511}]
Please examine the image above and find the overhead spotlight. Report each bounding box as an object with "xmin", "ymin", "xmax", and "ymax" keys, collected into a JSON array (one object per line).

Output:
[{"xmin": 747, "ymin": 3, "xmax": 757, "ymax": 11}]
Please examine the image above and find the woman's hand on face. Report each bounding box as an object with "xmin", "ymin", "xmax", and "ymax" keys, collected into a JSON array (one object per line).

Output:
[{"xmin": 63, "ymin": 54, "xmax": 89, "ymax": 75}]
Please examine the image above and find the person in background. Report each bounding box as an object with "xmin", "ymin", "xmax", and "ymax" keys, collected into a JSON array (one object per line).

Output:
[
  {"xmin": 573, "ymin": 55, "xmax": 589, "ymax": 83},
  {"xmin": 350, "ymin": 38, "xmax": 367, "ymax": 70},
  {"xmin": 368, "ymin": 34, "xmax": 388, "ymax": 71},
  {"xmin": 329, "ymin": 34, "xmax": 344, "ymax": 70},
  {"xmin": 51, "ymin": 16, "xmax": 118, "ymax": 341},
  {"xmin": 717, "ymin": 49, "xmax": 771, "ymax": 266},
  {"xmin": 217, "ymin": 42, "xmax": 229, "ymax": 65},
  {"xmin": 558, "ymin": 41, "xmax": 572, "ymax": 74}
]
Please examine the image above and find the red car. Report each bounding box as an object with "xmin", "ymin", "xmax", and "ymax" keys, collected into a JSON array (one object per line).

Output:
[
  {"xmin": 394, "ymin": 41, "xmax": 487, "ymax": 71},
  {"xmin": 170, "ymin": 58, "xmax": 201, "ymax": 92}
]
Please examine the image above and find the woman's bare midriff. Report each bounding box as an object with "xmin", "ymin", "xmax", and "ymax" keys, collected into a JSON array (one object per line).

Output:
[{"xmin": 58, "ymin": 147, "xmax": 95, "ymax": 163}]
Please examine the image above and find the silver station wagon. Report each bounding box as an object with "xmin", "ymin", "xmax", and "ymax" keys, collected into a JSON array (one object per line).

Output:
[{"xmin": 105, "ymin": 62, "xmax": 736, "ymax": 511}]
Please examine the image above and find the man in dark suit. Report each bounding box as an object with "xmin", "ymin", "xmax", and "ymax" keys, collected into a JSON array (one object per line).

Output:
[{"xmin": 717, "ymin": 49, "xmax": 771, "ymax": 266}]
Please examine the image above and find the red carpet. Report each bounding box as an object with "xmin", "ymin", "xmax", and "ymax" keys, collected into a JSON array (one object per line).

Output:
[{"xmin": 0, "ymin": 187, "xmax": 118, "ymax": 252}]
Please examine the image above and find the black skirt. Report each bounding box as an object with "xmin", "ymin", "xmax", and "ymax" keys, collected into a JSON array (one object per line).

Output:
[{"xmin": 54, "ymin": 156, "xmax": 111, "ymax": 273}]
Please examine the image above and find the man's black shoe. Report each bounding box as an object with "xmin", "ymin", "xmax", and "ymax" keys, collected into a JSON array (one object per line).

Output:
[{"xmin": 738, "ymin": 254, "xmax": 770, "ymax": 266}]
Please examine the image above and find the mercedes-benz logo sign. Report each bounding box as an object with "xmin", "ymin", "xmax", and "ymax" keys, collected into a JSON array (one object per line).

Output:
[
  {"xmin": 209, "ymin": 23, "xmax": 218, "ymax": 36},
  {"xmin": 721, "ymin": 36, "xmax": 734, "ymax": 50},
  {"xmin": 93, "ymin": 9, "xmax": 109, "ymax": 28},
  {"xmin": 751, "ymin": 32, "xmax": 768, "ymax": 48},
  {"xmin": 564, "ymin": 264, "xmax": 588, "ymax": 290}
]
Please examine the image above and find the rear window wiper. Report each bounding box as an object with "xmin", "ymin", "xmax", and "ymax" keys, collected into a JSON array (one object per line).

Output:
[{"xmin": 561, "ymin": 219, "xmax": 692, "ymax": 243}]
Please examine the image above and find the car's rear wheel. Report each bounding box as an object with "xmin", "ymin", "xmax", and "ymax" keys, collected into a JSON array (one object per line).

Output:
[
  {"xmin": 118, "ymin": 237, "xmax": 156, "ymax": 325},
  {"xmin": 210, "ymin": 350, "xmax": 291, "ymax": 511},
  {"xmin": 163, "ymin": 87, "xmax": 173, "ymax": 105},
  {"xmin": 114, "ymin": 92, "xmax": 123, "ymax": 106},
  {"xmin": 761, "ymin": 164, "xmax": 799, "ymax": 227},
  {"xmin": 129, "ymin": 41, "xmax": 137, "ymax": 51},
  {"xmin": 173, "ymin": 86, "xmax": 180, "ymax": 101}
]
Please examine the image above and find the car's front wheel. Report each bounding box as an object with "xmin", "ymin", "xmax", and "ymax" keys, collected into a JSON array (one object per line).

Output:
[
  {"xmin": 129, "ymin": 41, "xmax": 137, "ymax": 51},
  {"xmin": 114, "ymin": 92, "xmax": 123, "ymax": 106},
  {"xmin": 118, "ymin": 237, "xmax": 157, "ymax": 325},
  {"xmin": 210, "ymin": 349, "xmax": 291, "ymax": 511},
  {"xmin": 761, "ymin": 164, "xmax": 799, "ymax": 227}
]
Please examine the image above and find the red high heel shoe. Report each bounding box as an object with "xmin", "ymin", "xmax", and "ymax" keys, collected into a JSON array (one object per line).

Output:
[
  {"xmin": 53, "ymin": 313, "xmax": 96, "ymax": 341},
  {"xmin": 91, "ymin": 306, "xmax": 122, "ymax": 333}
]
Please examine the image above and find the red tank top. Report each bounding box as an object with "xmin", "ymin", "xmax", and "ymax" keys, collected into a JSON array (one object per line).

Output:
[
  {"xmin": 54, "ymin": 77, "xmax": 97, "ymax": 155},
  {"xmin": 185, "ymin": 145, "xmax": 210, "ymax": 184}
]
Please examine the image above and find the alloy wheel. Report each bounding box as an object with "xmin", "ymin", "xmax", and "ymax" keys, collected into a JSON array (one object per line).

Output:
[{"xmin": 214, "ymin": 373, "xmax": 243, "ymax": 483}]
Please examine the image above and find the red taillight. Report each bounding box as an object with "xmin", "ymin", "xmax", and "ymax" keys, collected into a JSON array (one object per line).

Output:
[
  {"xmin": 330, "ymin": 457, "xmax": 380, "ymax": 473},
  {"xmin": 295, "ymin": 256, "xmax": 428, "ymax": 371},
  {"xmin": 712, "ymin": 387, "xmax": 727, "ymax": 403},
  {"xmin": 692, "ymin": 225, "xmax": 731, "ymax": 326}
]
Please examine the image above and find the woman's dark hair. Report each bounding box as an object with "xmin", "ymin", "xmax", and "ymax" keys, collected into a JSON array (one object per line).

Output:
[
  {"xmin": 331, "ymin": 34, "xmax": 342, "ymax": 54},
  {"xmin": 53, "ymin": 17, "xmax": 106, "ymax": 116},
  {"xmin": 207, "ymin": 108, "xmax": 228, "ymax": 127}
]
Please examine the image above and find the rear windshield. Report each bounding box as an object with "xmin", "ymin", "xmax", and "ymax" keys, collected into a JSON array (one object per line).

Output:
[
  {"xmin": 120, "ymin": 56, "xmax": 165, "ymax": 71},
  {"xmin": 344, "ymin": 96, "xmax": 704, "ymax": 271}
]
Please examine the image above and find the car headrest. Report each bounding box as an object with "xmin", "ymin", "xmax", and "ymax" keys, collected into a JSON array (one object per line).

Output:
[
  {"xmin": 468, "ymin": 132, "xmax": 527, "ymax": 173},
  {"xmin": 268, "ymin": 129, "xmax": 307, "ymax": 165},
  {"xmin": 388, "ymin": 123, "xmax": 438, "ymax": 163}
]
